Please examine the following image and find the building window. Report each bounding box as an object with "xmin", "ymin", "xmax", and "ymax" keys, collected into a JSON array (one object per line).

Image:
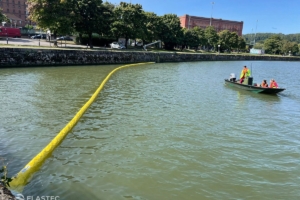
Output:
[{"xmin": 7, "ymin": 9, "xmax": 9, "ymax": 12}]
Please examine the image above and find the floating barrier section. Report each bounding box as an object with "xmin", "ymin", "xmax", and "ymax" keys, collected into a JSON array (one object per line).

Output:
[{"xmin": 10, "ymin": 62, "xmax": 155, "ymax": 191}]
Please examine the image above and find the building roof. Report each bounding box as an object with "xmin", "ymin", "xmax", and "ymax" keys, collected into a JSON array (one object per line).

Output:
[
  {"xmin": 4, "ymin": 13, "xmax": 23, "ymax": 22},
  {"xmin": 180, "ymin": 14, "xmax": 243, "ymax": 23}
]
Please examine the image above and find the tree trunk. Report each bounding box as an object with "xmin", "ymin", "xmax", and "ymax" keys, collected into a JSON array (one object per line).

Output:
[
  {"xmin": 79, "ymin": 33, "xmax": 82, "ymax": 44},
  {"xmin": 53, "ymin": 31, "xmax": 57, "ymax": 40},
  {"xmin": 125, "ymin": 37, "xmax": 129, "ymax": 48},
  {"xmin": 88, "ymin": 33, "xmax": 93, "ymax": 49}
]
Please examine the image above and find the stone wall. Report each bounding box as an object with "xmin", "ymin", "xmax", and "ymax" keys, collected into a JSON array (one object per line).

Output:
[
  {"xmin": 0, "ymin": 48, "xmax": 299, "ymax": 68},
  {"xmin": 0, "ymin": 184, "xmax": 16, "ymax": 200}
]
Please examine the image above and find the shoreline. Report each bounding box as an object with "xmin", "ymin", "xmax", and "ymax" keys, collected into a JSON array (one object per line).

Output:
[{"xmin": 1, "ymin": 48, "xmax": 300, "ymax": 68}]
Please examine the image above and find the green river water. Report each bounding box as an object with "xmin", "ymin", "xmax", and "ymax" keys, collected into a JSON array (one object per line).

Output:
[{"xmin": 0, "ymin": 61, "xmax": 299, "ymax": 200}]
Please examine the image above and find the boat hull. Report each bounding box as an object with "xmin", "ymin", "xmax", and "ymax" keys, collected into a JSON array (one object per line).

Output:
[{"xmin": 224, "ymin": 79, "xmax": 285, "ymax": 94}]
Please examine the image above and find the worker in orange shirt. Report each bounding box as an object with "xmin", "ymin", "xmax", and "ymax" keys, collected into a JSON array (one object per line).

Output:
[
  {"xmin": 270, "ymin": 79, "xmax": 279, "ymax": 88},
  {"xmin": 239, "ymin": 66, "xmax": 251, "ymax": 83}
]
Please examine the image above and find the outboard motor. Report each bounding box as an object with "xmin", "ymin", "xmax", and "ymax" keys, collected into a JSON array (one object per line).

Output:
[
  {"xmin": 243, "ymin": 77, "xmax": 253, "ymax": 85},
  {"xmin": 248, "ymin": 77, "xmax": 253, "ymax": 85}
]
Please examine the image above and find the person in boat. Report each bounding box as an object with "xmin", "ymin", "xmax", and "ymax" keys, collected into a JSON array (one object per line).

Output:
[
  {"xmin": 239, "ymin": 66, "xmax": 251, "ymax": 83},
  {"xmin": 270, "ymin": 79, "xmax": 279, "ymax": 88},
  {"xmin": 260, "ymin": 80, "xmax": 268, "ymax": 88},
  {"xmin": 229, "ymin": 73, "xmax": 236, "ymax": 82}
]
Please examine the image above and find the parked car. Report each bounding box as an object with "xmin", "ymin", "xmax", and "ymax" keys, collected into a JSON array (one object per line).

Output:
[
  {"xmin": 131, "ymin": 41, "xmax": 143, "ymax": 47},
  {"xmin": 56, "ymin": 36, "xmax": 73, "ymax": 41},
  {"xmin": 136, "ymin": 41, "xmax": 143, "ymax": 46},
  {"xmin": 31, "ymin": 34, "xmax": 46, "ymax": 39},
  {"xmin": 110, "ymin": 42, "xmax": 126, "ymax": 49}
]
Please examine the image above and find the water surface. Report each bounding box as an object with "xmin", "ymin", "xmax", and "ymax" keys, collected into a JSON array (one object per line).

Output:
[{"xmin": 0, "ymin": 61, "xmax": 299, "ymax": 200}]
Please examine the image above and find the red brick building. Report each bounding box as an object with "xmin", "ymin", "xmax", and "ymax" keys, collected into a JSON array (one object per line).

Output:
[
  {"xmin": 0, "ymin": 0, "xmax": 27, "ymax": 27},
  {"xmin": 179, "ymin": 14, "xmax": 243, "ymax": 36}
]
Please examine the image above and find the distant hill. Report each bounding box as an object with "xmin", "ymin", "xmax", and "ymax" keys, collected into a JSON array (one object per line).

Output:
[{"xmin": 243, "ymin": 33, "xmax": 300, "ymax": 44}]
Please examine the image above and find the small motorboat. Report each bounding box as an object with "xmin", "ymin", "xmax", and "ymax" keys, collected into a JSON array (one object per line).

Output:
[{"xmin": 224, "ymin": 76, "xmax": 285, "ymax": 94}]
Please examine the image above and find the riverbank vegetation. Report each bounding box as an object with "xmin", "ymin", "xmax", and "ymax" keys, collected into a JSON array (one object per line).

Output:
[
  {"xmin": 3, "ymin": 0, "xmax": 300, "ymax": 55},
  {"xmin": 0, "ymin": 159, "xmax": 12, "ymax": 188},
  {"xmin": 25, "ymin": 0, "xmax": 246, "ymax": 52},
  {"xmin": 243, "ymin": 33, "xmax": 300, "ymax": 55}
]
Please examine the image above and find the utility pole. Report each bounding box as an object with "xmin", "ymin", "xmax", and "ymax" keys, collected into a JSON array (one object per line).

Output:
[
  {"xmin": 254, "ymin": 20, "xmax": 258, "ymax": 45},
  {"xmin": 251, "ymin": 28, "xmax": 254, "ymax": 45},
  {"xmin": 210, "ymin": 2, "xmax": 214, "ymax": 26}
]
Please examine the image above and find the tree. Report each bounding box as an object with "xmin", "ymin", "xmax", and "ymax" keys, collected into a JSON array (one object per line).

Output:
[
  {"xmin": 72, "ymin": 0, "xmax": 110, "ymax": 48},
  {"xmin": 243, "ymin": 33, "xmax": 300, "ymax": 44},
  {"xmin": 0, "ymin": 8, "xmax": 8, "ymax": 23},
  {"xmin": 27, "ymin": 0, "xmax": 74, "ymax": 38},
  {"xmin": 253, "ymin": 42, "xmax": 264, "ymax": 49},
  {"xmin": 100, "ymin": 1, "xmax": 115, "ymax": 36},
  {"xmin": 237, "ymin": 36, "xmax": 246, "ymax": 52},
  {"xmin": 111, "ymin": 2, "xmax": 145, "ymax": 48},
  {"xmin": 281, "ymin": 40, "xmax": 299, "ymax": 55},
  {"xmin": 263, "ymin": 35, "xmax": 282, "ymax": 54},
  {"xmin": 157, "ymin": 14, "xmax": 182, "ymax": 50},
  {"xmin": 204, "ymin": 26, "xmax": 218, "ymax": 51},
  {"xmin": 142, "ymin": 12, "xmax": 162, "ymax": 43},
  {"xmin": 194, "ymin": 26, "xmax": 206, "ymax": 49},
  {"xmin": 218, "ymin": 30, "xmax": 238, "ymax": 52},
  {"xmin": 182, "ymin": 27, "xmax": 205, "ymax": 51}
]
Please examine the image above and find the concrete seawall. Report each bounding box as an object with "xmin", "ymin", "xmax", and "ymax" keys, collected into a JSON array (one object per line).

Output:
[{"xmin": 1, "ymin": 48, "xmax": 299, "ymax": 68}]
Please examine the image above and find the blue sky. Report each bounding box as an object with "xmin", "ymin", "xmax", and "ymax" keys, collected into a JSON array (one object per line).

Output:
[{"xmin": 106, "ymin": 0, "xmax": 300, "ymax": 35}]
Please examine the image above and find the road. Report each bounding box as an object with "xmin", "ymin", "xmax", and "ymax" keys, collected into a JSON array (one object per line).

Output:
[{"xmin": 0, "ymin": 37, "xmax": 100, "ymax": 49}]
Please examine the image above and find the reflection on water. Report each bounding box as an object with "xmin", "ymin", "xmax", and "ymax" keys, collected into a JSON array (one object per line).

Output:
[
  {"xmin": 1, "ymin": 61, "xmax": 300, "ymax": 200},
  {"xmin": 235, "ymin": 89, "xmax": 281, "ymax": 102}
]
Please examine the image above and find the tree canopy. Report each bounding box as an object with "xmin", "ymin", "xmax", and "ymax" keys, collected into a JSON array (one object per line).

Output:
[
  {"xmin": 111, "ymin": 2, "xmax": 145, "ymax": 47},
  {"xmin": 142, "ymin": 12, "xmax": 161, "ymax": 43},
  {"xmin": 243, "ymin": 33, "xmax": 300, "ymax": 44},
  {"xmin": 25, "ymin": 0, "xmax": 259, "ymax": 52},
  {"xmin": 157, "ymin": 14, "xmax": 182, "ymax": 50},
  {"xmin": 0, "ymin": 8, "xmax": 8, "ymax": 23},
  {"xmin": 263, "ymin": 35, "xmax": 283, "ymax": 54},
  {"xmin": 181, "ymin": 27, "xmax": 205, "ymax": 50},
  {"xmin": 218, "ymin": 30, "xmax": 239, "ymax": 52},
  {"xmin": 205, "ymin": 26, "xmax": 219, "ymax": 49}
]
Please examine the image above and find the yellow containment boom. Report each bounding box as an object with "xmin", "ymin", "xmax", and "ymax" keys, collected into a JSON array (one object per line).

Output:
[{"xmin": 10, "ymin": 62, "xmax": 155, "ymax": 191}]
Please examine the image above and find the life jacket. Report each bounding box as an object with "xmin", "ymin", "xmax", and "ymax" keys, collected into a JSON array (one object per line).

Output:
[
  {"xmin": 270, "ymin": 81, "xmax": 278, "ymax": 88},
  {"xmin": 240, "ymin": 68, "xmax": 251, "ymax": 78},
  {"xmin": 261, "ymin": 82, "xmax": 266, "ymax": 87}
]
